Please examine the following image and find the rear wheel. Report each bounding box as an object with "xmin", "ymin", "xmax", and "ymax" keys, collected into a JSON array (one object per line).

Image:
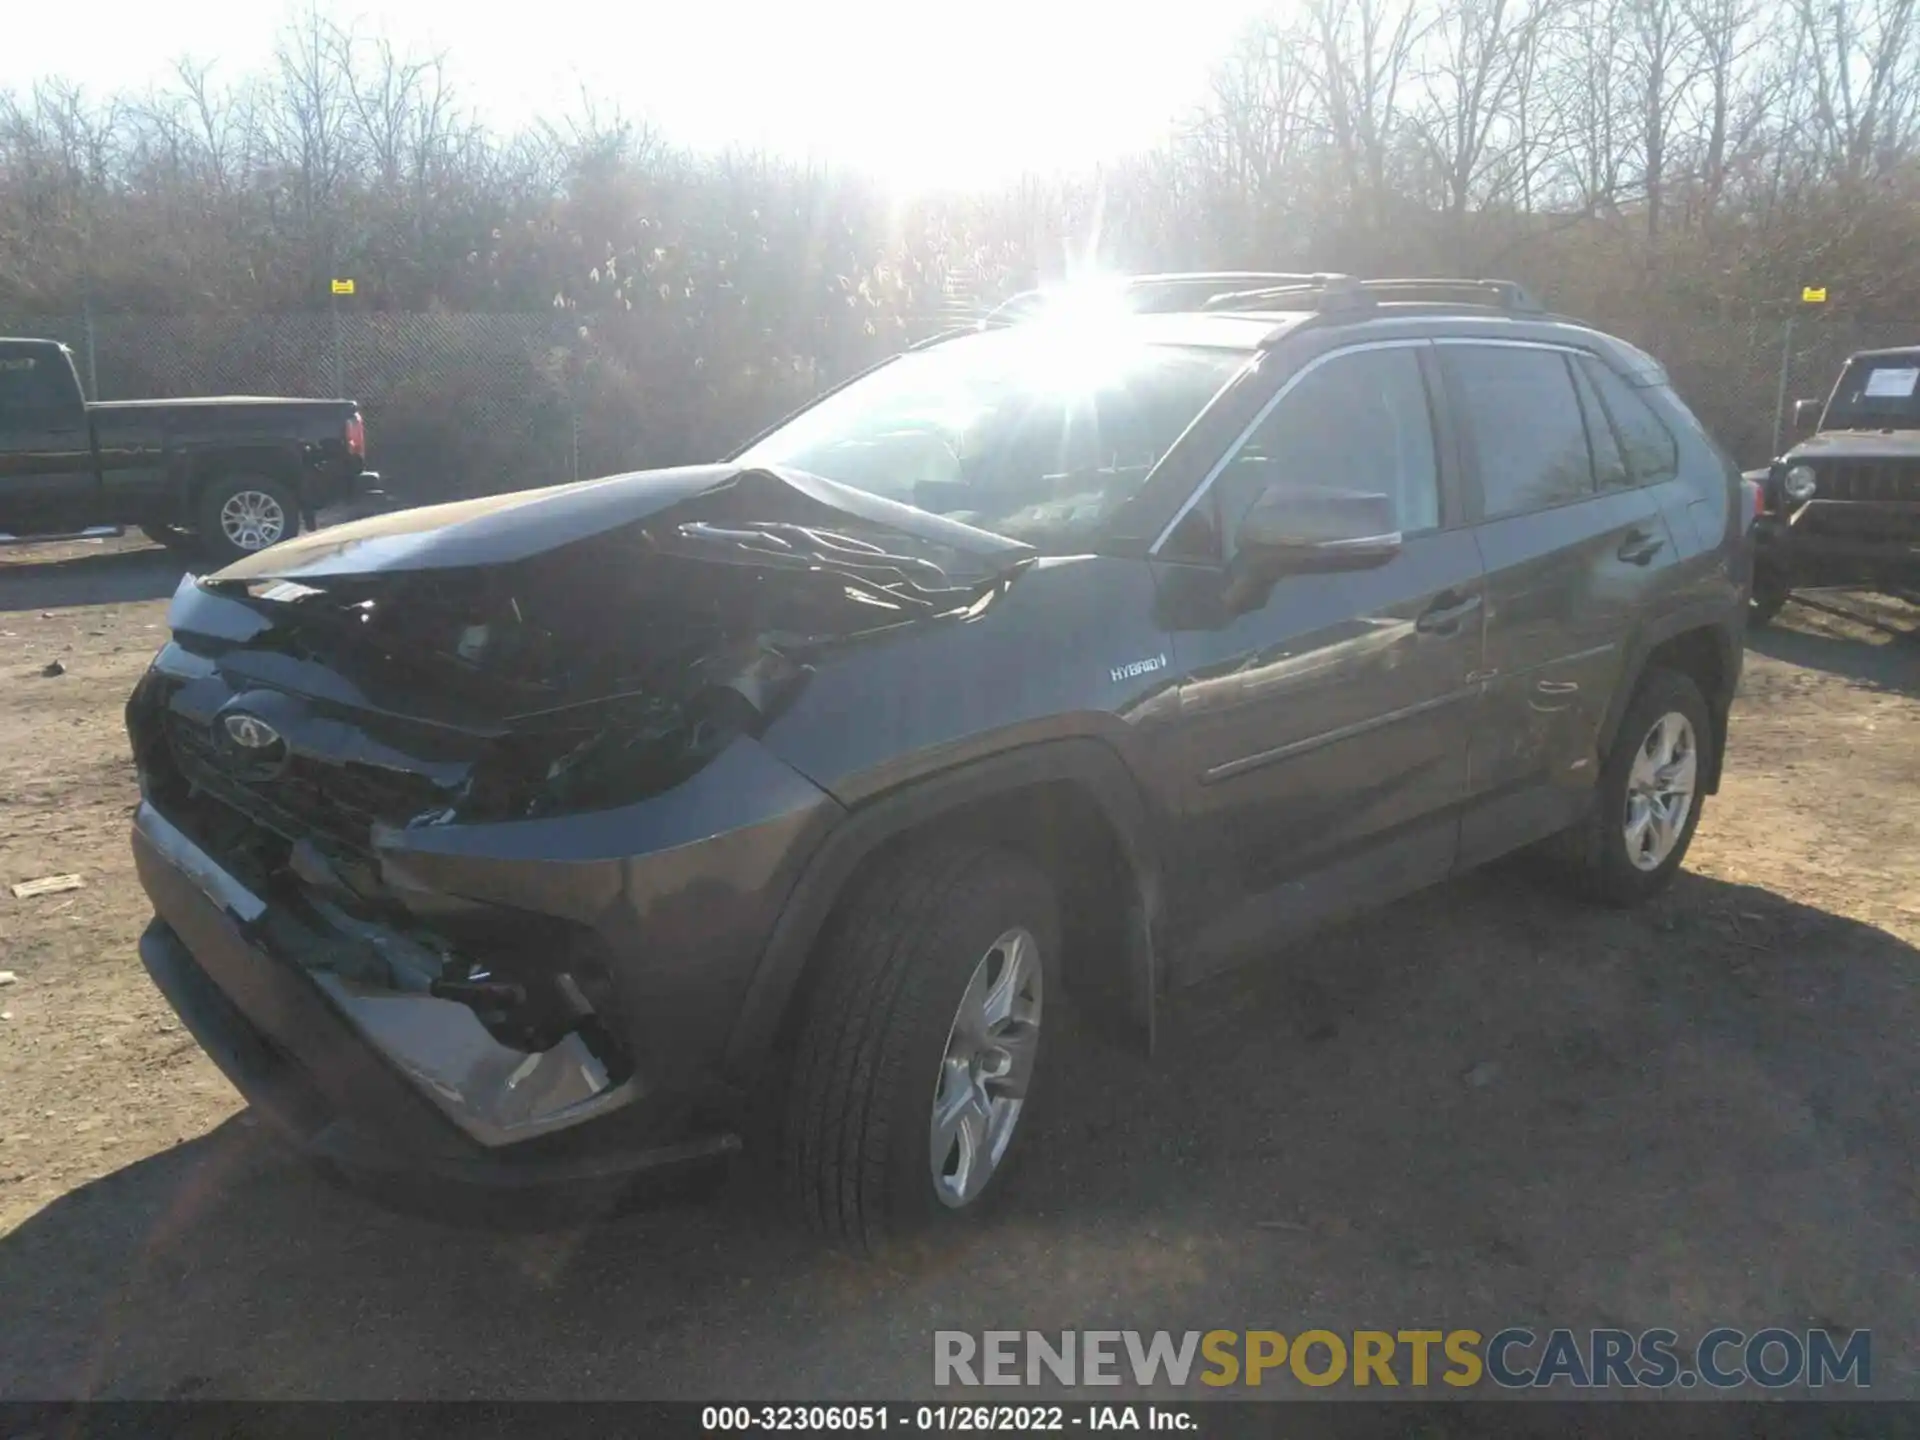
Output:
[
  {"xmin": 195, "ymin": 475, "xmax": 299, "ymax": 566},
  {"xmin": 1748, "ymin": 573, "xmax": 1790, "ymax": 628},
  {"xmin": 139, "ymin": 521, "xmax": 199, "ymax": 555},
  {"xmin": 780, "ymin": 845, "xmax": 1059, "ymax": 1252},
  {"xmin": 1561, "ymin": 668, "xmax": 1713, "ymax": 906}
]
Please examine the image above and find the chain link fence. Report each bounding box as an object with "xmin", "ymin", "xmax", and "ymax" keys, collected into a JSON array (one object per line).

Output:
[{"xmin": 4, "ymin": 308, "xmax": 1918, "ymax": 502}]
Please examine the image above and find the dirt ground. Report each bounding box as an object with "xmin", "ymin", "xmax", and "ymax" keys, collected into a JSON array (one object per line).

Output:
[{"xmin": 1, "ymin": 533, "xmax": 1917, "ymax": 1401}]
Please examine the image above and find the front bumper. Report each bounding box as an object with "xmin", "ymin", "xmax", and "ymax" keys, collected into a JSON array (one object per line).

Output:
[
  {"xmin": 131, "ymin": 800, "xmax": 740, "ymax": 1191},
  {"xmin": 1754, "ymin": 502, "xmax": 1920, "ymax": 587}
]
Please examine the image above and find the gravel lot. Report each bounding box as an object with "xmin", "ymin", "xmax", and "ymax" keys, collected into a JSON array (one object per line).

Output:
[{"xmin": 1, "ymin": 535, "xmax": 1916, "ymax": 1401}]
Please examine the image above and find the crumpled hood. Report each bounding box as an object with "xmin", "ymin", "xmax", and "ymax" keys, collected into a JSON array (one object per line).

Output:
[
  {"xmin": 214, "ymin": 463, "xmax": 1034, "ymax": 582},
  {"xmin": 1784, "ymin": 431, "xmax": 1920, "ymax": 463}
]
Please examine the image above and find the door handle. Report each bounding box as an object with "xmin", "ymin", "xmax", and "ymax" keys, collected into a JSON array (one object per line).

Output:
[
  {"xmin": 1415, "ymin": 591, "xmax": 1483, "ymax": 635},
  {"xmin": 1617, "ymin": 527, "xmax": 1665, "ymax": 565}
]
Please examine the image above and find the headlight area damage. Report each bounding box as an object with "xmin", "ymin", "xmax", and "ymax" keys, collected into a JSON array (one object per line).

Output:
[{"xmin": 126, "ymin": 466, "xmax": 1033, "ymax": 1163}]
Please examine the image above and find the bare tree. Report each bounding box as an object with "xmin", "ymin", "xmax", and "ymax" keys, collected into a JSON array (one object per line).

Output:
[
  {"xmin": 1304, "ymin": 0, "xmax": 1427, "ymax": 224},
  {"xmin": 1792, "ymin": 0, "xmax": 1920, "ymax": 180},
  {"xmin": 1678, "ymin": 0, "xmax": 1764, "ymax": 213},
  {"xmin": 1415, "ymin": 0, "xmax": 1556, "ymax": 214},
  {"xmin": 1539, "ymin": 0, "xmax": 1631, "ymax": 214},
  {"xmin": 1624, "ymin": 0, "xmax": 1697, "ymax": 240}
]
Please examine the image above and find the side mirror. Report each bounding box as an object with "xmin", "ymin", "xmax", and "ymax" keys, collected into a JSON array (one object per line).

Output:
[
  {"xmin": 1233, "ymin": 482, "xmax": 1402, "ymax": 575},
  {"xmin": 1790, "ymin": 398, "xmax": 1823, "ymax": 439}
]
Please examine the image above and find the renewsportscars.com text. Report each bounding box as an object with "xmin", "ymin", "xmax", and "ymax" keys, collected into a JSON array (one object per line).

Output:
[{"xmin": 933, "ymin": 1328, "xmax": 1871, "ymax": 1391}]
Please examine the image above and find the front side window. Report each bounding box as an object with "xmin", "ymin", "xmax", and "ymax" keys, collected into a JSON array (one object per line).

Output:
[
  {"xmin": 736, "ymin": 328, "xmax": 1249, "ymax": 553},
  {"xmin": 1444, "ymin": 346, "xmax": 1593, "ymax": 518},
  {"xmin": 1209, "ymin": 346, "xmax": 1442, "ymax": 548}
]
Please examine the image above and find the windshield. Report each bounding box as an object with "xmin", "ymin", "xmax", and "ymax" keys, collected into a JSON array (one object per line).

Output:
[
  {"xmin": 1824, "ymin": 355, "xmax": 1920, "ymax": 430},
  {"xmin": 737, "ymin": 327, "xmax": 1250, "ymax": 552}
]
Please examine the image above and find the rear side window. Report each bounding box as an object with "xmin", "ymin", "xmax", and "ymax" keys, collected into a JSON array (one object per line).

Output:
[
  {"xmin": 1581, "ymin": 357, "xmax": 1679, "ymax": 486},
  {"xmin": 1444, "ymin": 346, "xmax": 1592, "ymax": 518},
  {"xmin": 1570, "ymin": 361, "xmax": 1631, "ymax": 490}
]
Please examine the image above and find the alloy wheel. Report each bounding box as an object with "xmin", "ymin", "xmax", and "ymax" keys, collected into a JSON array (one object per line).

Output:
[
  {"xmin": 928, "ymin": 926, "xmax": 1042, "ymax": 1208},
  {"xmin": 219, "ymin": 490, "xmax": 288, "ymax": 551},
  {"xmin": 1623, "ymin": 710, "xmax": 1698, "ymax": 872}
]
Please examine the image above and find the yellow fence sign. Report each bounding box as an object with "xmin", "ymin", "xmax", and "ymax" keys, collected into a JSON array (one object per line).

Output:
[{"xmin": 330, "ymin": 278, "xmax": 355, "ymax": 296}]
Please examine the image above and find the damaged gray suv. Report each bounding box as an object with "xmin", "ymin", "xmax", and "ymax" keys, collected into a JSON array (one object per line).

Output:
[{"xmin": 127, "ymin": 275, "xmax": 1749, "ymax": 1249}]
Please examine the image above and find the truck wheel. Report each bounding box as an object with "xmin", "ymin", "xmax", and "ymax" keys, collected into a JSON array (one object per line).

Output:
[
  {"xmin": 1560, "ymin": 668, "xmax": 1713, "ymax": 907},
  {"xmin": 196, "ymin": 476, "xmax": 299, "ymax": 566},
  {"xmin": 1748, "ymin": 575, "xmax": 1790, "ymax": 629},
  {"xmin": 138, "ymin": 522, "xmax": 199, "ymax": 555},
  {"xmin": 781, "ymin": 845, "xmax": 1060, "ymax": 1252}
]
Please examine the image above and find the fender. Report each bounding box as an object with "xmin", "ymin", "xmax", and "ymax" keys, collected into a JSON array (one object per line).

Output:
[
  {"xmin": 722, "ymin": 736, "xmax": 1166, "ymax": 1077},
  {"xmin": 1598, "ymin": 603, "xmax": 1742, "ymax": 793}
]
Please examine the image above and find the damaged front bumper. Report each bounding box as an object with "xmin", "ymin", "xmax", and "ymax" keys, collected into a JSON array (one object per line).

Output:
[
  {"xmin": 126, "ymin": 633, "xmax": 845, "ymax": 1190},
  {"xmin": 133, "ymin": 801, "xmax": 746, "ymax": 1187}
]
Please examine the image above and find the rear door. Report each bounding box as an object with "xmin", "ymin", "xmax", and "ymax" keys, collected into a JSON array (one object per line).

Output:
[
  {"xmin": 1440, "ymin": 339, "xmax": 1680, "ymax": 866},
  {"xmin": 1153, "ymin": 339, "xmax": 1486, "ymax": 971},
  {"xmin": 0, "ymin": 348, "xmax": 97, "ymax": 533}
]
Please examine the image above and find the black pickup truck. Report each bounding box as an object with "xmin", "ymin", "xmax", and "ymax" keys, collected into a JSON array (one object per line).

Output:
[
  {"xmin": 0, "ymin": 337, "xmax": 379, "ymax": 564},
  {"xmin": 1747, "ymin": 344, "xmax": 1920, "ymax": 624}
]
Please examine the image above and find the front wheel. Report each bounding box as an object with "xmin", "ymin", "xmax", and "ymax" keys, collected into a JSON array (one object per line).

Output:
[
  {"xmin": 195, "ymin": 475, "xmax": 300, "ymax": 566},
  {"xmin": 138, "ymin": 521, "xmax": 199, "ymax": 554},
  {"xmin": 1748, "ymin": 571, "xmax": 1790, "ymax": 628},
  {"xmin": 1561, "ymin": 668, "xmax": 1714, "ymax": 906},
  {"xmin": 780, "ymin": 846, "xmax": 1059, "ymax": 1253}
]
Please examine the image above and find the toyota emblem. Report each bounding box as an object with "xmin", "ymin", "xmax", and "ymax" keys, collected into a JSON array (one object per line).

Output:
[{"xmin": 223, "ymin": 713, "xmax": 282, "ymax": 750}]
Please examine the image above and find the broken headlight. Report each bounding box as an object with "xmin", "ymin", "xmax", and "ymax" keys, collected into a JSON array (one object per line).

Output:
[{"xmin": 452, "ymin": 687, "xmax": 762, "ymax": 823}]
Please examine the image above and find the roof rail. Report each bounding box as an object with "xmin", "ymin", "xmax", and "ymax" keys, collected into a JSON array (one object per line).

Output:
[
  {"xmin": 1201, "ymin": 275, "xmax": 1363, "ymax": 312},
  {"xmin": 980, "ymin": 272, "xmax": 1351, "ymax": 326},
  {"xmin": 1204, "ymin": 275, "xmax": 1544, "ymax": 316},
  {"xmin": 1353, "ymin": 277, "xmax": 1544, "ymax": 312}
]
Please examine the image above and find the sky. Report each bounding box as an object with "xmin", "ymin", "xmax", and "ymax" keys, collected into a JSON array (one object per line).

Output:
[{"xmin": 5, "ymin": 0, "xmax": 1266, "ymax": 191}]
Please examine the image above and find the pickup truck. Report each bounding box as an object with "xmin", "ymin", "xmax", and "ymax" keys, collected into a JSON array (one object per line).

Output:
[{"xmin": 0, "ymin": 336, "xmax": 379, "ymax": 564}]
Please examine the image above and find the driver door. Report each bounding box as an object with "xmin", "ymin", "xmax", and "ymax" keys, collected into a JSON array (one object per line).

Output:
[
  {"xmin": 0, "ymin": 349, "xmax": 96, "ymax": 532},
  {"xmin": 1152, "ymin": 339, "xmax": 1486, "ymax": 974}
]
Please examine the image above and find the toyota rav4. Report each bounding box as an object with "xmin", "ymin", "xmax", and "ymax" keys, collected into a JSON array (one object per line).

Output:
[{"xmin": 125, "ymin": 274, "xmax": 1750, "ymax": 1250}]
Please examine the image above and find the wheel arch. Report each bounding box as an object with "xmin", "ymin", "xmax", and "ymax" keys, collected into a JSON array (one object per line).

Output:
[
  {"xmin": 723, "ymin": 737, "xmax": 1166, "ymax": 1080},
  {"xmin": 1601, "ymin": 611, "xmax": 1741, "ymax": 794},
  {"xmin": 185, "ymin": 448, "xmax": 304, "ymax": 511}
]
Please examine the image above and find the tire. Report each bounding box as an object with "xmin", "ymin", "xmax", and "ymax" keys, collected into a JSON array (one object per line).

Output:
[
  {"xmin": 139, "ymin": 521, "xmax": 200, "ymax": 555},
  {"xmin": 1748, "ymin": 576, "xmax": 1790, "ymax": 629},
  {"xmin": 194, "ymin": 475, "xmax": 300, "ymax": 566},
  {"xmin": 780, "ymin": 845, "xmax": 1060, "ymax": 1253},
  {"xmin": 1561, "ymin": 668, "xmax": 1714, "ymax": 906},
  {"xmin": 311, "ymin": 1146, "xmax": 731, "ymax": 1234}
]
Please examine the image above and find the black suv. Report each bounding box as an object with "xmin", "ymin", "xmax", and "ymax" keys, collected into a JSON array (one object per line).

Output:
[
  {"xmin": 1748, "ymin": 344, "xmax": 1920, "ymax": 625},
  {"xmin": 126, "ymin": 274, "xmax": 1749, "ymax": 1248}
]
